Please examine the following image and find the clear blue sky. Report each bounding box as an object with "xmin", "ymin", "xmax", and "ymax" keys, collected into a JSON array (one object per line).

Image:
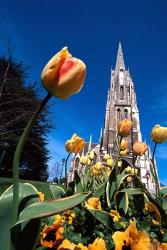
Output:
[{"xmin": 1, "ymin": 0, "xmax": 167, "ymax": 183}]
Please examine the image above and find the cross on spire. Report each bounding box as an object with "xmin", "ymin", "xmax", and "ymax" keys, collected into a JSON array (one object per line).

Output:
[{"xmin": 115, "ymin": 42, "xmax": 125, "ymax": 71}]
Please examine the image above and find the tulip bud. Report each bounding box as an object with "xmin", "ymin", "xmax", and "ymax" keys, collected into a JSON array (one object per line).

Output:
[
  {"xmin": 41, "ymin": 47, "xmax": 86, "ymax": 99},
  {"xmin": 151, "ymin": 124, "xmax": 167, "ymax": 144},
  {"xmin": 120, "ymin": 139, "xmax": 129, "ymax": 150},
  {"xmin": 87, "ymin": 159, "xmax": 92, "ymax": 166},
  {"xmin": 80, "ymin": 155, "xmax": 88, "ymax": 165},
  {"xmin": 95, "ymin": 162, "xmax": 103, "ymax": 170},
  {"xmin": 125, "ymin": 166, "xmax": 132, "ymax": 174},
  {"xmin": 117, "ymin": 119, "xmax": 132, "ymax": 137},
  {"xmin": 103, "ymin": 153, "xmax": 111, "ymax": 161},
  {"xmin": 106, "ymin": 158, "xmax": 113, "ymax": 167},
  {"xmin": 89, "ymin": 151, "xmax": 95, "ymax": 160},
  {"xmin": 127, "ymin": 176, "xmax": 132, "ymax": 183},
  {"xmin": 120, "ymin": 149, "xmax": 128, "ymax": 156},
  {"xmin": 118, "ymin": 161, "xmax": 122, "ymax": 167},
  {"xmin": 65, "ymin": 133, "xmax": 84, "ymax": 154},
  {"xmin": 133, "ymin": 141, "xmax": 148, "ymax": 156}
]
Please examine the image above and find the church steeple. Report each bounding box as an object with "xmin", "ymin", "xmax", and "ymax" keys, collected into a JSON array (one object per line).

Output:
[{"xmin": 115, "ymin": 42, "xmax": 125, "ymax": 71}]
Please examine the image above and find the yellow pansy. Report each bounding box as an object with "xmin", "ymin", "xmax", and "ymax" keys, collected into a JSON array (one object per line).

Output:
[
  {"xmin": 88, "ymin": 238, "xmax": 106, "ymax": 250},
  {"xmin": 85, "ymin": 197, "xmax": 101, "ymax": 210},
  {"xmin": 112, "ymin": 221, "xmax": 150, "ymax": 250},
  {"xmin": 109, "ymin": 210, "xmax": 121, "ymax": 222}
]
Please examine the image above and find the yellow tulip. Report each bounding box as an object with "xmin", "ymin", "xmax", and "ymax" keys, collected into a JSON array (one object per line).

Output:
[
  {"xmin": 106, "ymin": 158, "xmax": 113, "ymax": 167},
  {"xmin": 89, "ymin": 151, "xmax": 95, "ymax": 160},
  {"xmin": 88, "ymin": 238, "xmax": 106, "ymax": 250},
  {"xmin": 103, "ymin": 153, "xmax": 111, "ymax": 161},
  {"xmin": 125, "ymin": 166, "xmax": 132, "ymax": 174},
  {"xmin": 127, "ymin": 176, "xmax": 132, "ymax": 183},
  {"xmin": 117, "ymin": 119, "xmax": 132, "ymax": 137},
  {"xmin": 145, "ymin": 202, "xmax": 161, "ymax": 224},
  {"xmin": 120, "ymin": 139, "xmax": 129, "ymax": 150},
  {"xmin": 41, "ymin": 47, "xmax": 86, "ymax": 99},
  {"xmin": 120, "ymin": 149, "xmax": 128, "ymax": 156},
  {"xmin": 151, "ymin": 124, "xmax": 167, "ymax": 144},
  {"xmin": 133, "ymin": 141, "xmax": 148, "ymax": 156},
  {"xmin": 80, "ymin": 155, "xmax": 88, "ymax": 165},
  {"xmin": 65, "ymin": 133, "xmax": 85, "ymax": 154}
]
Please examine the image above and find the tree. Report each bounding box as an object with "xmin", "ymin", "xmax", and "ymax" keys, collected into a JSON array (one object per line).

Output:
[{"xmin": 0, "ymin": 55, "xmax": 51, "ymax": 181}]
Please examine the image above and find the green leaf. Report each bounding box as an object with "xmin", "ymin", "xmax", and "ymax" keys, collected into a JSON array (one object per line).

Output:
[
  {"xmin": 0, "ymin": 183, "xmax": 39, "ymax": 250},
  {"xmin": 49, "ymin": 184, "xmax": 65, "ymax": 199},
  {"xmin": 118, "ymin": 188, "xmax": 144, "ymax": 195},
  {"xmin": 74, "ymin": 171, "xmax": 83, "ymax": 193},
  {"xmin": 115, "ymin": 191, "xmax": 129, "ymax": 214},
  {"xmin": 15, "ymin": 192, "xmax": 89, "ymax": 225},
  {"xmin": 86, "ymin": 208, "xmax": 110, "ymax": 228},
  {"xmin": 82, "ymin": 166, "xmax": 90, "ymax": 190},
  {"xmin": 160, "ymin": 187, "xmax": 167, "ymax": 198},
  {"xmin": 94, "ymin": 183, "xmax": 106, "ymax": 197}
]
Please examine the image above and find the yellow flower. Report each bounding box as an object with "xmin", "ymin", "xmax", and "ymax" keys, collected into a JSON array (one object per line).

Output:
[
  {"xmin": 145, "ymin": 202, "xmax": 161, "ymax": 224},
  {"xmin": 120, "ymin": 139, "xmax": 129, "ymax": 150},
  {"xmin": 40, "ymin": 215, "xmax": 64, "ymax": 248},
  {"xmin": 65, "ymin": 133, "xmax": 85, "ymax": 154},
  {"xmin": 106, "ymin": 158, "xmax": 113, "ymax": 167},
  {"xmin": 151, "ymin": 124, "xmax": 167, "ymax": 144},
  {"xmin": 109, "ymin": 210, "xmax": 121, "ymax": 222},
  {"xmin": 63, "ymin": 210, "xmax": 76, "ymax": 225},
  {"xmin": 133, "ymin": 141, "xmax": 148, "ymax": 156},
  {"xmin": 80, "ymin": 155, "xmax": 88, "ymax": 165},
  {"xmin": 85, "ymin": 197, "xmax": 101, "ymax": 210},
  {"xmin": 88, "ymin": 238, "xmax": 106, "ymax": 250},
  {"xmin": 127, "ymin": 176, "xmax": 133, "ymax": 183},
  {"xmin": 57, "ymin": 239, "xmax": 76, "ymax": 250},
  {"xmin": 91, "ymin": 162, "xmax": 103, "ymax": 176},
  {"xmin": 75, "ymin": 243, "xmax": 88, "ymax": 250},
  {"xmin": 112, "ymin": 221, "xmax": 150, "ymax": 250},
  {"xmin": 161, "ymin": 243, "xmax": 167, "ymax": 250},
  {"xmin": 120, "ymin": 149, "xmax": 128, "ymax": 156},
  {"xmin": 38, "ymin": 192, "xmax": 45, "ymax": 202},
  {"xmin": 103, "ymin": 153, "xmax": 111, "ymax": 161},
  {"xmin": 41, "ymin": 47, "xmax": 86, "ymax": 99},
  {"xmin": 104, "ymin": 167, "xmax": 111, "ymax": 177},
  {"xmin": 87, "ymin": 158, "xmax": 92, "ymax": 166},
  {"xmin": 130, "ymin": 167, "xmax": 138, "ymax": 175},
  {"xmin": 117, "ymin": 119, "xmax": 132, "ymax": 137},
  {"xmin": 125, "ymin": 166, "xmax": 132, "ymax": 174},
  {"xmin": 89, "ymin": 151, "xmax": 95, "ymax": 160}
]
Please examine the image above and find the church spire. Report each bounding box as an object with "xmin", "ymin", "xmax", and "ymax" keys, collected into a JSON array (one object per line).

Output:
[{"xmin": 115, "ymin": 42, "xmax": 125, "ymax": 71}]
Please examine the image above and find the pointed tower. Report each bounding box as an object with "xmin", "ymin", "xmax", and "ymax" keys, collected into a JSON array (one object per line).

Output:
[
  {"xmin": 101, "ymin": 43, "xmax": 156, "ymax": 193},
  {"xmin": 68, "ymin": 43, "xmax": 157, "ymax": 193}
]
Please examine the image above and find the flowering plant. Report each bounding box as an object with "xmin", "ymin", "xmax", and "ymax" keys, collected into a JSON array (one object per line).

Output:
[{"xmin": 1, "ymin": 47, "xmax": 167, "ymax": 250}]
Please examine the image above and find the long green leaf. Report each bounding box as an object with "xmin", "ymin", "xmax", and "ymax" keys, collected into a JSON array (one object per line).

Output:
[
  {"xmin": 94, "ymin": 183, "xmax": 106, "ymax": 197},
  {"xmin": 0, "ymin": 183, "xmax": 39, "ymax": 250},
  {"xmin": 50, "ymin": 185, "xmax": 65, "ymax": 199},
  {"xmin": 15, "ymin": 192, "xmax": 89, "ymax": 225},
  {"xmin": 115, "ymin": 191, "xmax": 129, "ymax": 214},
  {"xmin": 86, "ymin": 208, "xmax": 110, "ymax": 228}
]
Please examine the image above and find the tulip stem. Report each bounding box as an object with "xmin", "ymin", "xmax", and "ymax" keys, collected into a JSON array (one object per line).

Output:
[
  {"xmin": 12, "ymin": 93, "xmax": 51, "ymax": 225},
  {"xmin": 65, "ymin": 153, "xmax": 71, "ymax": 192},
  {"xmin": 151, "ymin": 142, "xmax": 160, "ymax": 198},
  {"xmin": 115, "ymin": 137, "xmax": 122, "ymax": 192}
]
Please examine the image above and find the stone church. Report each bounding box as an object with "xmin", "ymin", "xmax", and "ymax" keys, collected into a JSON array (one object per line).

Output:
[{"xmin": 68, "ymin": 43, "xmax": 157, "ymax": 193}]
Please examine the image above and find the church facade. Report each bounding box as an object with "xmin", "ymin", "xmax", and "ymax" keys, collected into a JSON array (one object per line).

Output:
[{"xmin": 68, "ymin": 43, "xmax": 157, "ymax": 193}]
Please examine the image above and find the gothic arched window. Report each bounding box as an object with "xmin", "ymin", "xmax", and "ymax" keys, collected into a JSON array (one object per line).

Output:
[
  {"xmin": 75, "ymin": 158, "xmax": 80, "ymax": 170},
  {"xmin": 117, "ymin": 108, "xmax": 121, "ymax": 120},
  {"xmin": 120, "ymin": 86, "xmax": 124, "ymax": 100},
  {"xmin": 124, "ymin": 109, "xmax": 128, "ymax": 118}
]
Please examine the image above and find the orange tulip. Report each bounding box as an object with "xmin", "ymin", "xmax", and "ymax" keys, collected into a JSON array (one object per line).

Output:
[
  {"xmin": 133, "ymin": 141, "xmax": 148, "ymax": 156},
  {"xmin": 65, "ymin": 134, "xmax": 85, "ymax": 154},
  {"xmin": 117, "ymin": 119, "xmax": 132, "ymax": 137},
  {"xmin": 41, "ymin": 47, "xmax": 86, "ymax": 99}
]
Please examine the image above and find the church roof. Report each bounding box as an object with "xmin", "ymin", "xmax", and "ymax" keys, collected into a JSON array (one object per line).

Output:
[{"xmin": 115, "ymin": 42, "xmax": 125, "ymax": 71}]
